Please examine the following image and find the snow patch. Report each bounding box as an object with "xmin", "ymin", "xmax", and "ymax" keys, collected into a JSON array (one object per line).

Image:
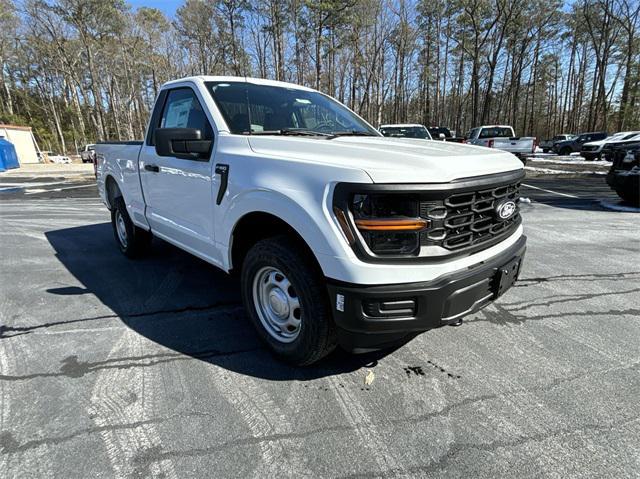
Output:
[
  {"xmin": 530, "ymin": 158, "xmax": 610, "ymax": 166},
  {"xmin": 525, "ymin": 166, "xmax": 606, "ymax": 175}
]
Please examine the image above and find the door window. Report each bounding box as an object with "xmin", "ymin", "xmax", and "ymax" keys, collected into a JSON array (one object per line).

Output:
[{"xmin": 160, "ymin": 88, "xmax": 213, "ymax": 140}]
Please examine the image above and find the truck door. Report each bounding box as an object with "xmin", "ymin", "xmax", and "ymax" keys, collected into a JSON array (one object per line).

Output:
[{"xmin": 139, "ymin": 86, "xmax": 221, "ymax": 266}]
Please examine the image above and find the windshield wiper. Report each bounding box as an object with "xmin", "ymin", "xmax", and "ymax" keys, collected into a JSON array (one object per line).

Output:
[
  {"xmin": 247, "ymin": 128, "xmax": 333, "ymax": 137},
  {"xmin": 327, "ymin": 130, "xmax": 378, "ymax": 139}
]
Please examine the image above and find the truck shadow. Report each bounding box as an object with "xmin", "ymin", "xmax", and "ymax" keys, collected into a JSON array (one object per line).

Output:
[{"xmin": 44, "ymin": 223, "xmax": 395, "ymax": 380}]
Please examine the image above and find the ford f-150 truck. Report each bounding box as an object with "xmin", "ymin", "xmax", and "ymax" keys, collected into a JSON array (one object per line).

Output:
[
  {"xmin": 466, "ymin": 125, "xmax": 535, "ymax": 161},
  {"xmin": 96, "ymin": 76, "xmax": 526, "ymax": 365}
]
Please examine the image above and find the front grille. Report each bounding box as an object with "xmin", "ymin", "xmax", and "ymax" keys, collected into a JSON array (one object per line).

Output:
[{"xmin": 420, "ymin": 181, "xmax": 521, "ymax": 251}]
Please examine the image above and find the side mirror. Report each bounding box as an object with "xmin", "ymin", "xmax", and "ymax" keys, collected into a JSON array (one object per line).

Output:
[{"xmin": 155, "ymin": 128, "xmax": 212, "ymax": 160}]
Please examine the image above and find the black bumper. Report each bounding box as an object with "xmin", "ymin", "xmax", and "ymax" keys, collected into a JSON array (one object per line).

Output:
[{"xmin": 327, "ymin": 236, "xmax": 526, "ymax": 352}]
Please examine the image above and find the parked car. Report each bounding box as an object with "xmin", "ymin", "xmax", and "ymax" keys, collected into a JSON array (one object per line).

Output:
[
  {"xmin": 379, "ymin": 124, "xmax": 432, "ymax": 140},
  {"xmin": 552, "ymin": 131, "xmax": 607, "ymax": 156},
  {"xmin": 427, "ymin": 127, "xmax": 465, "ymax": 143},
  {"xmin": 580, "ymin": 131, "xmax": 639, "ymax": 161},
  {"xmin": 606, "ymin": 140, "xmax": 640, "ymax": 205},
  {"xmin": 600, "ymin": 133, "xmax": 640, "ymax": 161},
  {"xmin": 42, "ymin": 151, "xmax": 71, "ymax": 164},
  {"xmin": 539, "ymin": 134, "xmax": 576, "ymax": 153},
  {"xmin": 80, "ymin": 144, "xmax": 96, "ymax": 163},
  {"xmin": 466, "ymin": 125, "xmax": 535, "ymax": 161},
  {"xmin": 96, "ymin": 76, "xmax": 526, "ymax": 365}
]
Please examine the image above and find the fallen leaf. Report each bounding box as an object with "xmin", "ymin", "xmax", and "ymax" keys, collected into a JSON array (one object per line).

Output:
[{"xmin": 364, "ymin": 369, "xmax": 375, "ymax": 386}]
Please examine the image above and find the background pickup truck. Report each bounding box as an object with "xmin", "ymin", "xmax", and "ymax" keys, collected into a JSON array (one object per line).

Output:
[
  {"xmin": 80, "ymin": 144, "xmax": 95, "ymax": 163},
  {"xmin": 466, "ymin": 125, "xmax": 535, "ymax": 161},
  {"xmin": 97, "ymin": 76, "xmax": 526, "ymax": 365}
]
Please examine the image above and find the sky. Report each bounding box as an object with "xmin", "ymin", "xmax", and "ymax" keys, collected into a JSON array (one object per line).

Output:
[{"xmin": 127, "ymin": 0, "xmax": 182, "ymax": 15}]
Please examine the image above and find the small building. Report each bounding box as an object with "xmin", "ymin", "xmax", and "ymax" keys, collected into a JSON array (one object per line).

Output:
[{"xmin": 0, "ymin": 124, "xmax": 41, "ymax": 165}]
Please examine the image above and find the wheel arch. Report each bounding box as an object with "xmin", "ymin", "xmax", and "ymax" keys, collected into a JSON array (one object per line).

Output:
[
  {"xmin": 104, "ymin": 174, "xmax": 122, "ymax": 210},
  {"xmin": 229, "ymin": 211, "xmax": 325, "ymax": 276}
]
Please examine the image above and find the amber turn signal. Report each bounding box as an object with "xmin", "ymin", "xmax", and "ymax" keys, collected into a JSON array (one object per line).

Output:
[
  {"xmin": 354, "ymin": 218, "xmax": 429, "ymax": 231},
  {"xmin": 333, "ymin": 207, "xmax": 356, "ymax": 244}
]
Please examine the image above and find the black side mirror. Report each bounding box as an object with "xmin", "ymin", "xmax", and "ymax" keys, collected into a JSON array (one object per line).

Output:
[{"xmin": 155, "ymin": 128, "xmax": 212, "ymax": 160}]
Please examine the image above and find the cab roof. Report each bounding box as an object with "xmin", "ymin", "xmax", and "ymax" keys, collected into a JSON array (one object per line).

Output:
[{"xmin": 161, "ymin": 76, "xmax": 316, "ymax": 92}]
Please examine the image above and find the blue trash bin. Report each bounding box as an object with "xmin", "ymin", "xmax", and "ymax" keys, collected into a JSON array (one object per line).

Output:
[{"xmin": 0, "ymin": 138, "xmax": 20, "ymax": 171}]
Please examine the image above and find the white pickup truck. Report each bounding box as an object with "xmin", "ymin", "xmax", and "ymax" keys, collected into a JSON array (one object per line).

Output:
[
  {"xmin": 467, "ymin": 125, "xmax": 536, "ymax": 161},
  {"xmin": 96, "ymin": 76, "xmax": 526, "ymax": 365}
]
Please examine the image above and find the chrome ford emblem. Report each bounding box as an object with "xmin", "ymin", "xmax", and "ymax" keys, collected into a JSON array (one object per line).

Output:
[{"xmin": 495, "ymin": 200, "xmax": 516, "ymax": 220}]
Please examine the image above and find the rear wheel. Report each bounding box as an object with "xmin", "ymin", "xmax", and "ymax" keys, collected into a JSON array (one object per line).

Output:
[
  {"xmin": 111, "ymin": 196, "xmax": 152, "ymax": 258},
  {"xmin": 241, "ymin": 235, "xmax": 337, "ymax": 365}
]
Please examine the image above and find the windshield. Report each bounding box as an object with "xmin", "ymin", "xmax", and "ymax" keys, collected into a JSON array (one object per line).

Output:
[
  {"xmin": 206, "ymin": 82, "xmax": 379, "ymax": 137},
  {"xmin": 380, "ymin": 126, "xmax": 431, "ymax": 139},
  {"xmin": 619, "ymin": 132, "xmax": 640, "ymax": 140}
]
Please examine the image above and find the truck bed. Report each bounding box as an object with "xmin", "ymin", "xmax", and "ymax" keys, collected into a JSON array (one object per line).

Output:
[{"xmin": 96, "ymin": 141, "xmax": 146, "ymax": 227}]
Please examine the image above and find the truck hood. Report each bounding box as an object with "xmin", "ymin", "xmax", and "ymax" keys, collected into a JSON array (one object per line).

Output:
[{"xmin": 248, "ymin": 136, "xmax": 523, "ymax": 183}]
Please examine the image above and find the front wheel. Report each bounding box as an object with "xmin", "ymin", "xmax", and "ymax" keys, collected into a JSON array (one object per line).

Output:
[
  {"xmin": 241, "ymin": 235, "xmax": 337, "ymax": 365},
  {"xmin": 111, "ymin": 196, "xmax": 152, "ymax": 258}
]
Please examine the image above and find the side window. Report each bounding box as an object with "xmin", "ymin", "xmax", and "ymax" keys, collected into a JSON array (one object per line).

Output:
[{"xmin": 160, "ymin": 88, "xmax": 213, "ymax": 140}]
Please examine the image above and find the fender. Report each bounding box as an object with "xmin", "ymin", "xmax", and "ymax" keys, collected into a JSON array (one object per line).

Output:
[{"xmin": 220, "ymin": 188, "xmax": 355, "ymax": 274}]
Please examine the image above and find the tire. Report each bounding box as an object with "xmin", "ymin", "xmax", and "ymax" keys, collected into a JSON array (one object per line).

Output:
[
  {"xmin": 560, "ymin": 147, "xmax": 572, "ymax": 156},
  {"xmin": 615, "ymin": 187, "xmax": 640, "ymax": 207},
  {"xmin": 241, "ymin": 235, "xmax": 337, "ymax": 365},
  {"xmin": 111, "ymin": 196, "xmax": 152, "ymax": 258},
  {"xmin": 542, "ymin": 149, "xmax": 549, "ymax": 153}
]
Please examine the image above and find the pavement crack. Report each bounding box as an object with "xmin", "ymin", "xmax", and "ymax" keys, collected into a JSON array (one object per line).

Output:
[
  {"xmin": 515, "ymin": 271, "xmax": 640, "ymax": 287},
  {"xmin": 0, "ymin": 347, "xmax": 263, "ymax": 382},
  {"xmin": 0, "ymin": 301, "xmax": 243, "ymax": 339},
  {"xmin": 502, "ymin": 287, "xmax": 640, "ymax": 311},
  {"xmin": 475, "ymin": 305, "xmax": 640, "ymax": 326},
  {"xmin": 124, "ymin": 301, "xmax": 242, "ymax": 319},
  {"xmin": 0, "ymin": 411, "xmax": 232, "ymax": 454}
]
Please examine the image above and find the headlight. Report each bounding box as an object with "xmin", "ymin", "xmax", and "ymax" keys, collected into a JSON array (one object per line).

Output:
[{"xmin": 349, "ymin": 194, "xmax": 428, "ymax": 255}]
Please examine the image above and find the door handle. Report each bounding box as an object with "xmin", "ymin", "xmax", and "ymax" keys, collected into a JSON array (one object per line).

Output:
[
  {"xmin": 144, "ymin": 164, "xmax": 160, "ymax": 172},
  {"xmin": 215, "ymin": 164, "xmax": 229, "ymax": 205}
]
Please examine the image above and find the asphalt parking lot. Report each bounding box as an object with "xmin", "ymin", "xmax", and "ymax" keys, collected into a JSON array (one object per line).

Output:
[{"xmin": 1, "ymin": 167, "xmax": 639, "ymax": 478}]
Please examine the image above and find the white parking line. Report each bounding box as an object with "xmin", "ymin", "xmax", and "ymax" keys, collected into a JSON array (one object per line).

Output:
[
  {"xmin": 24, "ymin": 184, "xmax": 96, "ymax": 195},
  {"xmin": 521, "ymin": 183, "xmax": 580, "ymax": 199}
]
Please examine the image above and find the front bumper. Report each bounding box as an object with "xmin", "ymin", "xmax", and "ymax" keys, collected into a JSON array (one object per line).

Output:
[{"xmin": 327, "ymin": 235, "xmax": 526, "ymax": 352}]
